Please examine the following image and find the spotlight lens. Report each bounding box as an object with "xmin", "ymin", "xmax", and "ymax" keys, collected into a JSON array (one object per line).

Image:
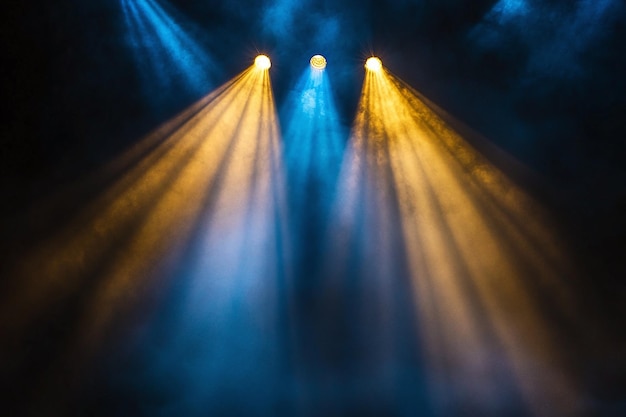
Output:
[
  {"xmin": 255, "ymin": 55, "xmax": 271, "ymax": 70},
  {"xmin": 365, "ymin": 57, "xmax": 382, "ymax": 71},
  {"xmin": 310, "ymin": 54, "xmax": 327, "ymax": 70}
]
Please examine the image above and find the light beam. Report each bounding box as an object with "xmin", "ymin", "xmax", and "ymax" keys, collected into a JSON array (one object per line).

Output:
[
  {"xmin": 281, "ymin": 63, "xmax": 344, "ymax": 268},
  {"xmin": 2, "ymin": 61, "xmax": 288, "ymax": 415},
  {"xmin": 328, "ymin": 63, "xmax": 584, "ymax": 416},
  {"xmin": 121, "ymin": 0, "xmax": 215, "ymax": 96}
]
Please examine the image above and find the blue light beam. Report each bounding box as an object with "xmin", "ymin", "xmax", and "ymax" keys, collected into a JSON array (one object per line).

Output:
[
  {"xmin": 282, "ymin": 66, "xmax": 346, "ymax": 222},
  {"xmin": 121, "ymin": 0, "xmax": 216, "ymax": 99}
]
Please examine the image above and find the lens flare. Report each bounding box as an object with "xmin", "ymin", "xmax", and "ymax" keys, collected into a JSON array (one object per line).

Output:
[
  {"xmin": 255, "ymin": 54, "xmax": 271, "ymax": 70},
  {"xmin": 365, "ymin": 56, "xmax": 382, "ymax": 72},
  {"xmin": 310, "ymin": 54, "xmax": 327, "ymax": 70}
]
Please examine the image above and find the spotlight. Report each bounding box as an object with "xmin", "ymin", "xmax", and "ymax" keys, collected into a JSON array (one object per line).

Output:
[
  {"xmin": 310, "ymin": 54, "xmax": 327, "ymax": 70},
  {"xmin": 365, "ymin": 57, "xmax": 382, "ymax": 72},
  {"xmin": 255, "ymin": 55, "xmax": 271, "ymax": 70}
]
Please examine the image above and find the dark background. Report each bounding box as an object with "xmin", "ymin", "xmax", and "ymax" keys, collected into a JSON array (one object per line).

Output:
[{"xmin": 1, "ymin": 0, "xmax": 625, "ymax": 415}]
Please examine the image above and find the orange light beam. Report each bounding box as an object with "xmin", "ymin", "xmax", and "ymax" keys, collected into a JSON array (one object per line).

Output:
[
  {"xmin": 330, "ymin": 64, "xmax": 584, "ymax": 416},
  {"xmin": 2, "ymin": 61, "xmax": 288, "ymax": 413}
]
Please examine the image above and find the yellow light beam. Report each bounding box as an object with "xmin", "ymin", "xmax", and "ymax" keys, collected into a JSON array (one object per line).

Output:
[
  {"xmin": 331, "ymin": 65, "xmax": 583, "ymax": 415},
  {"xmin": 2, "ymin": 63, "xmax": 287, "ymax": 386}
]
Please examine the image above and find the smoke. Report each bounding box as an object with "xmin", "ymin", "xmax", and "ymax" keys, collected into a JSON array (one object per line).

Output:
[
  {"xmin": 469, "ymin": 0, "xmax": 624, "ymax": 81},
  {"xmin": 262, "ymin": 0, "xmax": 303, "ymax": 39}
]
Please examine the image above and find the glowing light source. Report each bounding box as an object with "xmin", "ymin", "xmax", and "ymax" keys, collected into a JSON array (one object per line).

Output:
[
  {"xmin": 310, "ymin": 54, "xmax": 327, "ymax": 70},
  {"xmin": 365, "ymin": 56, "xmax": 382, "ymax": 72},
  {"xmin": 255, "ymin": 54, "xmax": 271, "ymax": 70}
]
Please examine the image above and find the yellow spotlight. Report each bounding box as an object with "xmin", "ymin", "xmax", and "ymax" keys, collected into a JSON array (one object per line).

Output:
[
  {"xmin": 310, "ymin": 54, "xmax": 327, "ymax": 70},
  {"xmin": 365, "ymin": 56, "xmax": 382, "ymax": 72},
  {"xmin": 255, "ymin": 54, "xmax": 271, "ymax": 70}
]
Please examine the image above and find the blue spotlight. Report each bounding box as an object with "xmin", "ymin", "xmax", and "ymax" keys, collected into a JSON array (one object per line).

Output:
[
  {"xmin": 281, "ymin": 65, "xmax": 346, "ymax": 245},
  {"xmin": 121, "ymin": 0, "xmax": 215, "ymax": 97}
]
